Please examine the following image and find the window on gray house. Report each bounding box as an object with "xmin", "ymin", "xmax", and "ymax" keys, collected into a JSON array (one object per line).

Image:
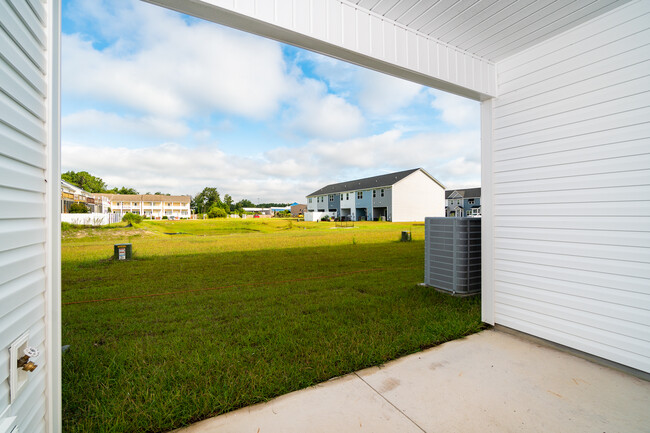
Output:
[
  {"xmin": 357, "ymin": 191, "xmax": 363, "ymax": 199},
  {"xmin": 373, "ymin": 190, "xmax": 376, "ymax": 198},
  {"xmin": 381, "ymin": 189, "xmax": 385, "ymax": 197}
]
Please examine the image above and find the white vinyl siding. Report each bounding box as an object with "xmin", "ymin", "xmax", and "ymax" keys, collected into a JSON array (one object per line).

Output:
[
  {"xmin": 391, "ymin": 170, "xmax": 445, "ymax": 222},
  {"xmin": 0, "ymin": 0, "xmax": 58, "ymax": 431},
  {"xmin": 148, "ymin": 0, "xmax": 495, "ymax": 100},
  {"xmin": 490, "ymin": 0, "xmax": 650, "ymax": 373}
]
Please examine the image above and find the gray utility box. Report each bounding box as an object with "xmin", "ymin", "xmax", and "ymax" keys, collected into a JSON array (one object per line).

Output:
[
  {"xmin": 114, "ymin": 243, "xmax": 132, "ymax": 260},
  {"xmin": 424, "ymin": 217, "xmax": 481, "ymax": 295}
]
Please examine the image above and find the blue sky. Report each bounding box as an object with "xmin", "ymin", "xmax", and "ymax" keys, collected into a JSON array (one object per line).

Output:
[{"xmin": 61, "ymin": 0, "xmax": 480, "ymax": 202}]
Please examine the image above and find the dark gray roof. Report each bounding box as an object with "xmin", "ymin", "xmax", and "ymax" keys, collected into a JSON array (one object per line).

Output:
[
  {"xmin": 445, "ymin": 187, "xmax": 481, "ymax": 199},
  {"xmin": 307, "ymin": 168, "xmax": 443, "ymax": 197}
]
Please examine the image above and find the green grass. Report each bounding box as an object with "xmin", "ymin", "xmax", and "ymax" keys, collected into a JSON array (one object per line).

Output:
[{"xmin": 62, "ymin": 219, "xmax": 482, "ymax": 432}]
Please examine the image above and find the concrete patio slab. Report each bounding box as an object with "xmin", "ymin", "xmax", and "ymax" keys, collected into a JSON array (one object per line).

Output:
[{"xmin": 173, "ymin": 329, "xmax": 650, "ymax": 433}]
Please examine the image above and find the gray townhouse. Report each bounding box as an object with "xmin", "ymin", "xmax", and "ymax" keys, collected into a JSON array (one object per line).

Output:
[
  {"xmin": 445, "ymin": 188, "xmax": 481, "ymax": 217},
  {"xmin": 306, "ymin": 168, "xmax": 445, "ymax": 222}
]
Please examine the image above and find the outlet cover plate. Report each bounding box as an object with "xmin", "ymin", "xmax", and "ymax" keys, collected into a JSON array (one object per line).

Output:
[{"xmin": 9, "ymin": 332, "xmax": 29, "ymax": 404}]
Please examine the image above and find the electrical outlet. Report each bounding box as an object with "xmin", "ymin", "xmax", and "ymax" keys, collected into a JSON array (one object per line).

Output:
[{"xmin": 9, "ymin": 332, "xmax": 30, "ymax": 403}]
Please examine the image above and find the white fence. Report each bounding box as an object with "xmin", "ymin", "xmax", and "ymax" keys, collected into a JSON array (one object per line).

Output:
[
  {"xmin": 304, "ymin": 211, "xmax": 337, "ymax": 222},
  {"xmin": 61, "ymin": 213, "xmax": 121, "ymax": 226}
]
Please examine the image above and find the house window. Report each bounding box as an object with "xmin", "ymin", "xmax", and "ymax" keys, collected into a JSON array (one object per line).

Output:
[
  {"xmin": 357, "ymin": 191, "xmax": 363, "ymax": 199},
  {"xmin": 329, "ymin": 195, "xmax": 334, "ymax": 202},
  {"xmin": 340, "ymin": 194, "xmax": 343, "ymax": 200},
  {"xmin": 308, "ymin": 198, "xmax": 312, "ymax": 203},
  {"xmin": 346, "ymin": 193, "xmax": 349, "ymax": 200},
  {"xmin": 381, "ymin": 188, "xmax": 385, "ymax": 197},
  {"xmin": 133, "ymin": 202, "xmax": 138, "ymax": 206},
  {"xmin": 468, "ymin": 199, "xmax": 474, "ymax": 205},
  {"xmin": 373, "ymin": 190, "xmax": 376, "ymax": 198}
]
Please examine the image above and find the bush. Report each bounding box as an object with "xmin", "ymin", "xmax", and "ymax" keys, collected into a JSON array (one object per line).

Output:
[
  {"xmin": 321, "ymin": 215, "xmax": 330, "ymax": 222},
  {"xmin": 208, "ymin": 207, "xmax": 227, "ymax": 218},
  {"xmin": 61, "ymin": 222, "xmax": 72, "ymax": 231},
  {"xmin": 274, "ymin": 210, "xmax": 291, "ymax": 218},
  {"xmin": 69, "ymin": 203, "xmax": 90, "ymax": 213},
  {"xmin": 122, "ymin": 212, "xmax": 143, "ymax": 224},
  {"xmin": 162, "ymin": 216, "xmax": 168, "ymax": 220}
]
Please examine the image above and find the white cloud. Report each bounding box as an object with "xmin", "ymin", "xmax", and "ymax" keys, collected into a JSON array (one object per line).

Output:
[
  {"xmin": 63, "ymin": 110, "xmax": 191, "ymax": 139},
  {"xmin": 62, "ymin": 124, "xmax": 480, "ymax": 202},
  {"xmin": 260, "ymin": 128, "xmax": 480, "ymax": 190},
  {"xmin": 429, "ymin": 89, "xmax": 480, "ymax": 128},
  {"xmin": 63, "ymin": 2, "xmax": 288, "ymax": 120},
  {"xmin": 285, "ymin": 78, "xmax": 364, "ymax": 139},
  {"xmin": 357, "ymin": 69, "xmax": 424, "ymax": 116}
]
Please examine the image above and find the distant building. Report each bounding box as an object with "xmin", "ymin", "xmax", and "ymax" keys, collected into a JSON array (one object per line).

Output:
[
  {"xmin": 94, "ymin": 194, "xmax": 191, "ymax": 219},
  {"xmin": 290, "ymin": 203, "xmax": 307, "ymax": 217},
  {"xmin": 306, "ymin": 168, "xmax": 445, "ymax": 222},
  {"xmin": 445, "ymin": 188, "xmax": 481, "ymax": 217},
  {"xmin": 61, "ymin": 180, "xmax": 109, "ymax": 213}
]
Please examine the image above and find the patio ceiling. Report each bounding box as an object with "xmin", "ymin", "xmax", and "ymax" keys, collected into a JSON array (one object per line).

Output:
[
  {"xmin": 352, "ymin": 0, "xmax": 631, "ymax": 62},
  {"xmin": 147, "ymin": 0, "xmax": 632, "ymax": 100}
]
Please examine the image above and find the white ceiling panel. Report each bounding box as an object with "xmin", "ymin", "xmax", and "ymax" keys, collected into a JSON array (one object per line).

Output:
[{"xmin": 349, "ymin": 0, "xmax": 632, "ymax": 62}]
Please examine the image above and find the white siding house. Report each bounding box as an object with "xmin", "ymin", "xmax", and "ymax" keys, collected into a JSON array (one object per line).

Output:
[
  {"xmin": 0, "ymin": 0, "xmax": 60, "ymax": 431},
  {"xmin": 306, "ymin": 168, "xmax": 445, "ymax": 222},
  {"xmin": 1, "ymin": 0, "xmax": 649, "ymax": 431},
  {"xmin": 391, "ymin": 169, "xmax": 445, "ymax": 222}
]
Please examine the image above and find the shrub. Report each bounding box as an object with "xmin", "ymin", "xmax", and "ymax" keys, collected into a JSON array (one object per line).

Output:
[
  {"xmin": 162, "ymin": 216, "xmax": 168, "ymax": 220},
  {"xmin": 61, "ymin": 222, "xmax": 72, "ymax": 231},
  {"xmin": 321, "ymin": 215, "xmax": 330, "ymax": 222},
  {"xmin": 69, "ymin": 203, "xmax": 90, "ymax": 213},
  {"xmin": 122, "ymin": 212, "xmax": 143, "ymax": 224},
  {"xmin": 208, "ymin": 207, "xmax": 227, "ymax": 218}
]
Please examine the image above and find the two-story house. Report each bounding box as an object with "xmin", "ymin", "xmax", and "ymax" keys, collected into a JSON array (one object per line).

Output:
[
  {"xmin": 445, "ymin": 188, "xmax": 481, "ymax": 217},
  {"xmin": 306, "ymin": 168, "xmax": 445, "ymax": 222}
]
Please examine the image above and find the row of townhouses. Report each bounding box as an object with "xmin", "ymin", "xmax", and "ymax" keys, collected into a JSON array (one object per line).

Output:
[
  {"xmin": 93, "ymin": 193, "xmax": 191, "ymax": 219},
  {"xmin": 306, "ymin": 168, "xmax": 446, "ymax": 222},
  {"xmin": 445, "ymin": 188, "xmax": 481, "ymax": 217},
  {"xmin": 61, "ymin": 181, "xmax": 192, "ymax": 219}
]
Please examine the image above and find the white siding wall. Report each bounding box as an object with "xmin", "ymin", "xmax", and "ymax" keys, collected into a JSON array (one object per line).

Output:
[
  {"xmin": 146, "ymin": 0, "xmax": 495, "ymax": 101},
  {"xmin": 391, "ymin": 170, "xmax": 445, "ymax": 222},
  {"xmin": 0, "ymin": 0, "xmax": 59, "ymax": 431},
  {"xmin": 490, "ymin": 0, "xmax": 650, "ymax": 373}
]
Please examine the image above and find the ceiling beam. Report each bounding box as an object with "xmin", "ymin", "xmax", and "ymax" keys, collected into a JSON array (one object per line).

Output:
[{"xmin": 144, "ymin": 0, "xmax": 496, "ymax": 101}]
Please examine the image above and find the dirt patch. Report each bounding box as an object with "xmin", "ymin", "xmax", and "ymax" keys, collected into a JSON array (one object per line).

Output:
[{"xmin": 62, "ymin": 227, "xmax": 152, "ymax": 239}]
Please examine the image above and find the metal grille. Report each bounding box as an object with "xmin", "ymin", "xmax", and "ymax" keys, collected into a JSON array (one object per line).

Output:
[{"xmin": 424, "ymin": 217, "xmax": 481, "ymax": 295}]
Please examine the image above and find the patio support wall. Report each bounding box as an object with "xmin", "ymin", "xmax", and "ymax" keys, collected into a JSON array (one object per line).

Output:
[
  {"xmin": 0, "ymin": 0, "xmax": 61, "ymax": 431},
  {"xmin": 490, "ymin": 0, "xmax": 650, "ymax": 373}
]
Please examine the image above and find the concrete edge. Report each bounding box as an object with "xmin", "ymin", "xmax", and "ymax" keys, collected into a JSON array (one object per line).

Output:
[{"xmin": 494, "ymin": 325, "xmax": 650, "ymax": 382}]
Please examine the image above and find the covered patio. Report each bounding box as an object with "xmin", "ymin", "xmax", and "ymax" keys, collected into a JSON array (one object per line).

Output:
[{"xmin": 174, "ymin": 329, "xmax": 650, "ymax": 432}]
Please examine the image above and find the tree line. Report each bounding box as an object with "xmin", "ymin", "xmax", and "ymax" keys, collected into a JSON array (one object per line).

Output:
[{"xmin": 63, "ymin": 171, "xmax": 288, "ymax": 216}]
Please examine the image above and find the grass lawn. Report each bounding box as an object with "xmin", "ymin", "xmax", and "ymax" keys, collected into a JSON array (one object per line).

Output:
[{"xmin": 62, "ymin": 218, "xmax": 483, "ymax": 432}]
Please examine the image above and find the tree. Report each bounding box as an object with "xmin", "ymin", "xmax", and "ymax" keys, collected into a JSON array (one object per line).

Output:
[
  {"xmin": 62, "ymin": 171, "xmax": 107, "ymax": 193},
  {"xmin": 107, "ymin": 186, "xmax": 139, "ymax": 194},
  {"xmin": 223, "ymin": 194, "xmax": 234, "ymax": 211},
  {"xmin": 237, "ymin": 198, "xmax": 255, "ymax": 208},
  {"xmin": 69, "ymin": 202, "xmax": 90, "ymax": 213},
  {"xmin": 192, "ymin": 187, "xmax": 222, "ymax": 214},
  {"xmin": 207, "ymin": 206, "xmax": 227, "ymax": 218}
]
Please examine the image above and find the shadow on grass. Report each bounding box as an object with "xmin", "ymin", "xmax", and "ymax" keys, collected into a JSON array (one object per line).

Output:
[{"xmin": 62, "ymin": 241, "xmax": 482, "ymax": 433}]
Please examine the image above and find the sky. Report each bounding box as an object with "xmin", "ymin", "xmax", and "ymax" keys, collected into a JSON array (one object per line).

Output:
[{"xmin": 61, "ymin": 0, "xmax": 480, "ymax": 203}]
